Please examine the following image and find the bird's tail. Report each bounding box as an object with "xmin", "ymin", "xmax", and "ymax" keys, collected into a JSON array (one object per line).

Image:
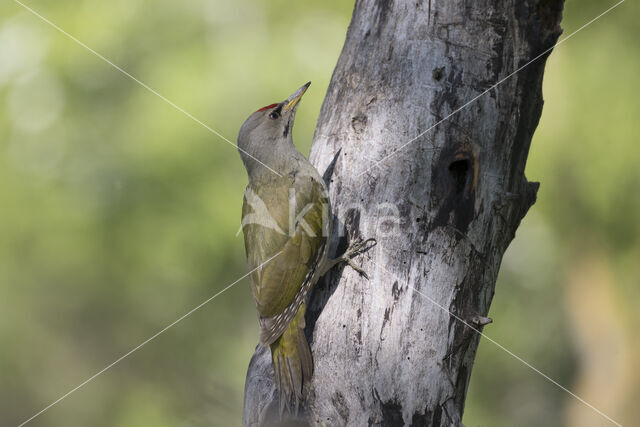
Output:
[{"xmin": 270, "ymin": 303, "xmax": 312, "ymax": 415}]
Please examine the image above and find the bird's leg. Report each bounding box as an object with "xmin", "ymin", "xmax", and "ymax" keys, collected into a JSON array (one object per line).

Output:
[{"xmin": 319, "ymin": 238, "xmax": 376, "ymax": 279}]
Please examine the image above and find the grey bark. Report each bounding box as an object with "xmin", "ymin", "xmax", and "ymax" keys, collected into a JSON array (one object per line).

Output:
[{"xmin": 243, "ymin": 0, "xmax": 563, "ymax": 425}]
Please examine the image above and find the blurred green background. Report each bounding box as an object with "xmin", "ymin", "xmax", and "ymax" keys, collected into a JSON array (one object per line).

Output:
[{"xmin": 0, "ymin": 0, "xmax": 637, "ymax": 426}]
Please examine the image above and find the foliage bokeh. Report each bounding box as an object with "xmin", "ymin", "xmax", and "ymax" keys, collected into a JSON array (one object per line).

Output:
[{"xmin": 0, "ymin": 1, "xmax": 637, "ymax": 426}]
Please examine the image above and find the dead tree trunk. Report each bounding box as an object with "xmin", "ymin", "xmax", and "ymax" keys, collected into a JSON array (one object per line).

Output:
[{"xmin": 244, "ymin": 0, "xmax": 563, "ymax": 425}]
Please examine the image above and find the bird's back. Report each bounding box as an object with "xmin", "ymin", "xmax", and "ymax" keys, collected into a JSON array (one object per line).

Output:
[{"xmin": 242, "ymin": 168, "xmax": 328, "ymax": 339}]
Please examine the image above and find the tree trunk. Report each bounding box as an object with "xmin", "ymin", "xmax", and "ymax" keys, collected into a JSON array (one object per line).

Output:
[{"xmin": 243, "ymin": 0, "xmax": 564, "ymax": 425}]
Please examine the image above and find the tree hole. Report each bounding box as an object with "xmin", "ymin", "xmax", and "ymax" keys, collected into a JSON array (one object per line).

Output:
[{"xmin": 449, "ymin": 159, "xmax": 470, "ymax": 195}]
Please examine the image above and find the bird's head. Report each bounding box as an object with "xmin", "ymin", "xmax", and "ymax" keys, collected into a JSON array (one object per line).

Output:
[{"xmin": 237, "ymin": 82, "xmax": 310, "ymax": 177}]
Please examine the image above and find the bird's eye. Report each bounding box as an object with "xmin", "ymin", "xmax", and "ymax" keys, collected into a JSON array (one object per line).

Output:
[{"xmin": 269, "ymin": 111, "xmax": 280, "ymax": 120}]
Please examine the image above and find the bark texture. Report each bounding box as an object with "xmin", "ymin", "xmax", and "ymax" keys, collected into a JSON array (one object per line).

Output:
[{"xmin": 244, "ymin": 0, "xmax": 564, "ymax": 425}]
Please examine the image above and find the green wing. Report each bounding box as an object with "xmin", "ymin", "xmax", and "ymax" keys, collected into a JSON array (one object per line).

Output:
[{"xmin": 242, "ymin": 175, "xmax": 327, "ymax": 325}]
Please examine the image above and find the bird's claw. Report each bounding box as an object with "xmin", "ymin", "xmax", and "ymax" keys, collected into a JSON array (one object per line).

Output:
[
  {"xmin": 339, "ymin": 237, "xmax": 376, "ymax": 279},
  {"xmin": 345, "ymin": 257, "xmax": 369, "ymax": 279},
  {"xmin": 343, "ymin": 237, "xmax": 377, "ymax": 258}
]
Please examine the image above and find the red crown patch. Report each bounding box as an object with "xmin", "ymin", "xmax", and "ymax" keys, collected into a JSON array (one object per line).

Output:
[{"xmin": 256, "ymin": 103, "xmax": 278, "ymax": 112}]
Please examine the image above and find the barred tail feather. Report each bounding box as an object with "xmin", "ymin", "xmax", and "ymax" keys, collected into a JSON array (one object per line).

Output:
[{"xmin": 270, "ymin": 303, "xmax": 312, "ymax": 415}]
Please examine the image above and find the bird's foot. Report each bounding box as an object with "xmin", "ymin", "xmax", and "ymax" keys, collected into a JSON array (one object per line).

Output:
[
  {"xmin": 322, "ymin": 238, "xmax": 376, "ymax": 279},
  {"xmin": 344, "ymin": 237, "xmax": 377, "ymax": 257},
  {"xmin": 343, "ymin": 257, "xmax": 369, "ymax": 279}
]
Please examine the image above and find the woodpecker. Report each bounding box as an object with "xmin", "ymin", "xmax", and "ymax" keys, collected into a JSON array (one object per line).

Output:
[{"xmin": 237, "ymin": 82, "xmax": 373, "ymax": 413}]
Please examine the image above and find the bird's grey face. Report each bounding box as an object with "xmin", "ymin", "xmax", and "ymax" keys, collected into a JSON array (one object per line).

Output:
[{"xmin": 237, "ymin": 82, "xmax": 310, "ymax": 163}]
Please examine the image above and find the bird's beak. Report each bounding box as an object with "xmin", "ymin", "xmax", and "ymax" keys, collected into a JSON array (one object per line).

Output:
[{"xmin": 283, "ymin": 82, "xmax": 311, "ymax": 112}]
